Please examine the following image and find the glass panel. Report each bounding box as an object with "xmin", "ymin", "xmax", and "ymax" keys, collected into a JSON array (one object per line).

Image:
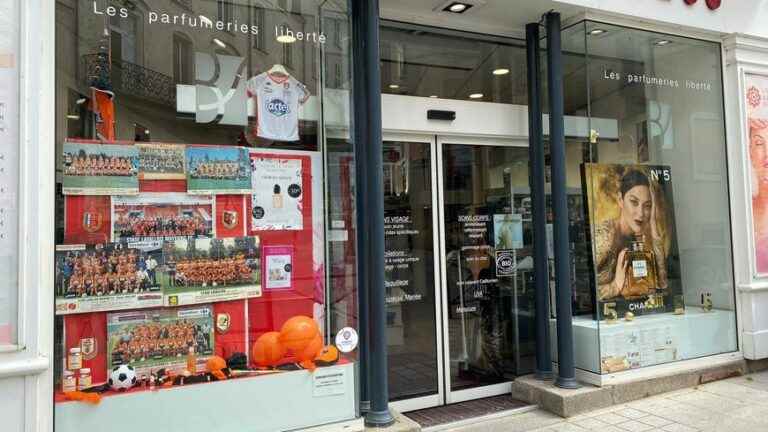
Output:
[
  {"xmin": 578, "ymin": 22, "xmax": 736, "ymax": 373},
  {"xmin": 380, "ymin": 23, "xmax": 527, "ymax": 104},
  {"xmin": 54, "ymin": 1, "xmax": 356, "ymax": 431},
  {"xmin": 383, "ymin": 140, "xmax": 439, "ymax": 401},
  {"xmin": 441, "ymin": 143, "xmax": 530, "ymax": 391},
  {"xmin": 0, "ymin": 0, "xmax": 19, "ymax": 346}
]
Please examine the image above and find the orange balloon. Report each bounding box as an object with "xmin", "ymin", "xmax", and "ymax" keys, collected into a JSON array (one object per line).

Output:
[
  {"xmin": 252, "ymin": 331, "xmax": 286, "ymax": 367},
  {"xmin": 279, "ymin": 316, "xmax": 320, "ymax": 352},
  {"xmin": 298, "ymin": 334, "xmax": 323, "ymax": 371}
]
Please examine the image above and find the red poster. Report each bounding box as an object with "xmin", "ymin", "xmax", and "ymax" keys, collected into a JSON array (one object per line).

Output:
[
  {"xmin": 64, "ymin": 196, "xmax": 111, "ymax": 244},
  {"xmin": 64, "ymin": 312, "xmax": 108, "ymax": 384},
  {"xmin": 215, "ymin": 195, "xmax": 246, "ymax": 238},
  {"xmin": 213, "ymin": 300, "xmax": 247, "ymax": 360}
]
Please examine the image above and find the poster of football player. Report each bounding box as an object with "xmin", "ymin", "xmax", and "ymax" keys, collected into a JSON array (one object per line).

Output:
[
  {"xmin": 186, "ymin": 146, "xmax": 252, "ymax": 194},
  {"xmin": 160, "ymin": 236, "xmax": 261, "ymax": 306},
  {"xmin": 54, "ymin": 241, "xmax": 164, "ymax": 315},
  {"xmin": 137, "ymin": 143, "xmax": 186, "ymax": 180},
  {"xmin": 106, "ymin": 304, "xmax": 215, "ymax": 375},
  {"xmin": 583, "ymin": 163, "xmax": 683, "ymax": 319},
  {"xmin": 112, "ymin": 193, "xmax": 214, "ymax": 242},
  {"xmin": 62, "ymin": 141, "xmax": 139, "ymax": 195},
  {"xmin": 250, "ymin": 155, "xmax": 304, "ymax": 230}
]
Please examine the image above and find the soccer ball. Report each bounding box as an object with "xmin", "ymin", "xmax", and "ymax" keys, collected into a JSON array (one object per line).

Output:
[{"xmin": 109, "ymin": 364, "xmax": 137, "ymax": 391}]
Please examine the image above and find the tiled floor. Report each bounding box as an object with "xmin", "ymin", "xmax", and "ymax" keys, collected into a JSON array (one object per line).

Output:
[{"xmin": 440, "ymin": 371, "xmax": 768, "ymax": 432}]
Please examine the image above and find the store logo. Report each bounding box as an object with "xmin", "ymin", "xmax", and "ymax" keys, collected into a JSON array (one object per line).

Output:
[
  {"xmin": 747, "ymin": 86, "xmax": 762, "ymax": 109},
  {"xmin": 222, "ymin": 210, "xmax": 238, "ymax": 229},
  {"xmin": 194, "ymin": 52, "xmax": 248, "ymax": 126},
  {"xmin": 267, "ymin": 99, "xmax": 290, "ymax": 117}
]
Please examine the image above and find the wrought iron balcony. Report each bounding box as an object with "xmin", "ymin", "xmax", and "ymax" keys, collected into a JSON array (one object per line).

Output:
[
  {"xmin": 82, "ymin": 54, "xmax": 176, "ymax": 107},
  {"xmin": 172, "ymin": 0, "xmax": 194, "ymax": 10}
]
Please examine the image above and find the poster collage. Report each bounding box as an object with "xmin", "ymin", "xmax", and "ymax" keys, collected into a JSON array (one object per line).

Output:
[{"xmin": 57, "ymin": 141, "xmax": 307, "ymax": 315}]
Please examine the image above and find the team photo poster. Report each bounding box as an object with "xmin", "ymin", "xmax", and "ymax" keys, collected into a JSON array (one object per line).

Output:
[
  {"xmin": 137, "ymin": 143, "xmax": 186, "ymax": 180},
  {"xmin": 582, "ymin": 163, "xmax": 683, "ymax": 319},
  {"xmin": 745, "ymin": 74, "xmax": 768, "ymax": 275},
  {"xmin": 62, "ymin": 141, "xmax": 139, "ymax": 195},
  {"xmin": 54, "ymin": 241, "xmax": 165, "ymax": 315},
  {"xmin": 112, "ymin": 193, "xmax": 214, "ymax": 242},
  {"xmin": 107, "ymin": 305, "xmax": 215, "ymax": 374},
  {"xmin": 160, "ymin": 236, "xmax": 262, "ymax": 306},
  {"xmin": 186, "ymin": 146, "xmax": 252, "ymax": 194}
]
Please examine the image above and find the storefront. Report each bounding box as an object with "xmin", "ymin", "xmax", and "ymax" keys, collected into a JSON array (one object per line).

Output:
[{"xmin": 2, "ymin": 1, "xmax": 768, "ymax": 431}]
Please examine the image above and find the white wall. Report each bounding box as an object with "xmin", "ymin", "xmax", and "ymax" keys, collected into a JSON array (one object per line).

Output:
[{"xmin": 556, "ymin": 0, "xmax": 768, "ymax": 39}]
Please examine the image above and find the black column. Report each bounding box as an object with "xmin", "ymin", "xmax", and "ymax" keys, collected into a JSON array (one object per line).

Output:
[
  {"xmin": 351, "ymin": 0, "xmax": 371, "ymax": 412},
  {"xmin": 526, "ymin": 23, "xmax": 553, "ymax": 381},
  {"xmin": 545, "ymin": 12, "xmax": 580, "ymax": 389},
  {"xmin": 350, "ymin": 0, "xmax": 394, "ymax": 426}
]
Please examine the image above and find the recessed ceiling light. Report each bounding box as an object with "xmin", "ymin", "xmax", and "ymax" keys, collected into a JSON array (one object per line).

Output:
[
  {"xmin": 443, "ymin": 2, "xmax": 473, "ymax": 14},
  {"xmin": 389, "ymin": 84, "xmax": 400, "ymax": 89},
  {"xmin": 469, "ymin": 93, "xmax": 483, "ymax": 99},
  {"xmin": 429, "ymin": 95, "xmax": 439, "ymax": 98},
  {"xmin": 655, "ymin": 39, "xmax": 671, "ymax": 46},
  {"xmin": 213, "ymin": 38, "xmax": 227, "ymax": 48},
  {"xmin": 66, "ymin": 114, "xmax": 80, "ymax": 120},
  {"xmin": 493, "ymin": 68, "xmax": 510, "ymax": 76},
  {"xmin": 277, "ymin": 34, "xmax": 296, "ymax": 43},
  {"xmin": 588, "ymin": 29, "xmax": 607, "ymax": 36}
]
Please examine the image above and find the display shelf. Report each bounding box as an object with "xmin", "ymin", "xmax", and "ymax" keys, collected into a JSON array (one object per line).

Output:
[
  {"xmin": 551, "ymin": 309, "xmax": 737, "ymax": 374},
  {"xmin": 55, "ymin": 363, "xmax": 357, "ymax": 432}
]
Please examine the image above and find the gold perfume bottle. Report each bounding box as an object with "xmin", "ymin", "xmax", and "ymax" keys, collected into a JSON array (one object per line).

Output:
[
  {"xmin": 273, "ymin": 184, "xmax": 283, "ymax": 209},
  {"xmin": 624, "ymin": 235, "xmax": 659, "ymax": 298}
]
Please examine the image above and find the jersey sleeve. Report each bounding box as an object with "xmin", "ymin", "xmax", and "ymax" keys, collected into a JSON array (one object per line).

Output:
[{"xmin": 293, "ymin": 78, "xmax": 310, "ymax": 104}]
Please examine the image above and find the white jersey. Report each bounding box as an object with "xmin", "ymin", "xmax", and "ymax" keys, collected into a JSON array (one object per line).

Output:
[{"xmin": 246, "ymin": 72, "xmax": 309, "ymax": 142}]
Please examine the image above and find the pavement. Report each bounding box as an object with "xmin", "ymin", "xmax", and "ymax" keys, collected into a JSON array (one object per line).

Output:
[{"xmin": 438, "ymin": 371, "xmax": 768, "ymax": 432}]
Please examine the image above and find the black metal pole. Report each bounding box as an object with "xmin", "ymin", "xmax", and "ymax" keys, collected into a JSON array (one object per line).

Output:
[
  {"xmin": 546, "ymin": 12, "xmax": 580, "ymax": 389},
  {"xmin": 351, "ymin": 0, "xmax": 394, "ymax": 426},
  {"xmin": 526, "ymin": 23, "xmax": 553, "ymax": 381},
  {"xmin": 350, "ymin": 0, "xmax": 371, "ymax": 412}
]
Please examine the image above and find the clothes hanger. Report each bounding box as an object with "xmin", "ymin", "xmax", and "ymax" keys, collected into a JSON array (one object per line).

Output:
[{"xmin": 268, "ymin": 64, "xmax": 289, "ymax": 77}]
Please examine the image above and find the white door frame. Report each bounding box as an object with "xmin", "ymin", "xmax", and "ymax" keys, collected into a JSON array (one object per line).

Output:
[
  {"xmin": 383, "ymin": 132, "xmax": 446, "ymax": 414},
  {"xmin": 435, "ymin": 135, "xmax": 527, "ymax": 405}
]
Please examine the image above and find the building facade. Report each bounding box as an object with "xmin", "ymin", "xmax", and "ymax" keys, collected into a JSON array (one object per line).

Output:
[{"xmin": 1, "ymin": 0, "xmax": 768, "ymax": 431}]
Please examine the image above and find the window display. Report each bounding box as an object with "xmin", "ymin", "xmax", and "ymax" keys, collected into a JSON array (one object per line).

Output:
[
  {"xmin": 559, "ymin": 22, "xmax": 737, "ymax": 375},
  {"xmin": 54, "ymin": 1, "xmax": 356, "ymax": 431}
]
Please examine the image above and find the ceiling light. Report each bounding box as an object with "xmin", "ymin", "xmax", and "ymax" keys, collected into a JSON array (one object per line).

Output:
[
  {"xmin": 469, "ymin": 93, "xmax": 483, "ymax": 99},
  {"xmin": 389, "ymin": 84, "xmax": 400, "ymax": 90},
  {"xmin": 213, "ymin": 38, "xmax": 227, "ymax": 49},
  {"xmin": 493, "ymin": 68, "xmax": 510, "ymax": 76},
  {"xmin": 66, "ymin": 115, "xmax": 80, "ymax": 120},
  {"xmin": 429, "ymin": 95, "xmax": 439, "ymax": 98},
  {"xmin": 443, "ymin": 2, "xmax": 473, "ymax": 14},
  {"xmin": 655, "ymin": 39, "xmax": 671, "ymax": 46},
  {"xmin": 276, "ymin": 34, "xmax": 296, "ymax": 43},
  {"xmin": 588, "ymin": 28, "xmax": 607, "ymax": 36}
]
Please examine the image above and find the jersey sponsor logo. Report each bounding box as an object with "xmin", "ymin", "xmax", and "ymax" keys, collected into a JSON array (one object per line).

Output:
[{"xmin": 266, "ymin": 98, "xmax": 290, "ymax": 117}]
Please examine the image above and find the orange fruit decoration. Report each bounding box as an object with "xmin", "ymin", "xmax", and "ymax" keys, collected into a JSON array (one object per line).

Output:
[
  {"xmin": 279, "ymin": 315, "xmax": 320, "ymax": 352},
  {"xmin": 297, "ymin": 334, "xmax": 324, "ymax": 371},
  {"xmin": 315, "ymin": 345, "xmax": 340, "ymax": 366},
  {"xmin": 252, "ymin": 331, "xmax": 286, "ymax": 368}
]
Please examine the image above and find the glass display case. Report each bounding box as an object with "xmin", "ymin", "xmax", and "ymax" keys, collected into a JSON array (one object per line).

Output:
[
  {"xmin": 555, "ymin": 21, "xmax": 738, "ymax": 375},
  {"xmin": 53, "ymin": 1, "xmax": 358, "ymax": 431}
]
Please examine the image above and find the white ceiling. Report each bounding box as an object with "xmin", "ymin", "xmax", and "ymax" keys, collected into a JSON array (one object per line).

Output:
[{"xmin": 380, "ymin": 0, "xmax": 584, "ymax": 39}]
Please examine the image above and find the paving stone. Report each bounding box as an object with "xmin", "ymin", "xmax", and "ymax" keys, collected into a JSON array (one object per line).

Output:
[
  {"xmin": 615, "ymin": 408, "xmax": 650, "ymax": 420},
  {"xmin": 661, "ymin": 424, "xmax": 699, "ymax": 432},
  {"xmin": 594, "ymin": 413, "xmax": 630, "ymax": 425},
  {"xmin": 615, "ymin": 420, "xmax": 656, "ymax": 432},
  {"xmin": 638, "ymin": 416, "xmax": 674, "ymax": 428}
]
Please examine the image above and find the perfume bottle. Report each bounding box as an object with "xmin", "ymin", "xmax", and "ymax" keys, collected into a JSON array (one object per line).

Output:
[
  {"xmin": 624, "ymin": 235, "xmax": 659, "ymax": 297},
  {"xmin": 273, "ymin": 184, "xmax": 283, "ymax": 208}
]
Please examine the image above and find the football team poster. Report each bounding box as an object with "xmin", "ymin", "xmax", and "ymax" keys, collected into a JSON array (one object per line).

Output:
[
  {"xmin": 160, "ymin": 236, "xmax": 262, "ymax": 306},
  {"xmin": 250, "ymin": 156, "xmax": 304, "ymax": 230},
  {"xmin": 582, "ymin": 163, "xmax": 682, "ymax": 319},
  {"xmin": 112, "ymin": 193, "xmax": 214, "ymax": 242},
  {"xmin": 745, "ymin": 74, "xmax": 768, "ymax": 275},
  {"xmin": 62, "ymin": 141, "xmax": 139, "ymax": 195},
  {"xmin": 137, "ymin": 143, "xmax": 186, "ymax": 180},
  {"xmin": 186, "ymin": 146, "xmax": 252, "ymax": 194},
  {"xmin": 54, "ymin": 241, "xmax": 164, "ymax": 315},
  {"xmin": 106, "ymin": 305, "xmax": 215, "ymax": 374}
]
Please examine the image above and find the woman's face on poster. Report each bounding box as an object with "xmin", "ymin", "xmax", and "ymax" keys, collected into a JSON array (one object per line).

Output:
[
  {"xmin": 750, "ymin": 123, "xmax": 768, "ymax": 182},
  {"xmin": 618, "ymin": 185, "xmax": 652, "ymax": 235}
]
